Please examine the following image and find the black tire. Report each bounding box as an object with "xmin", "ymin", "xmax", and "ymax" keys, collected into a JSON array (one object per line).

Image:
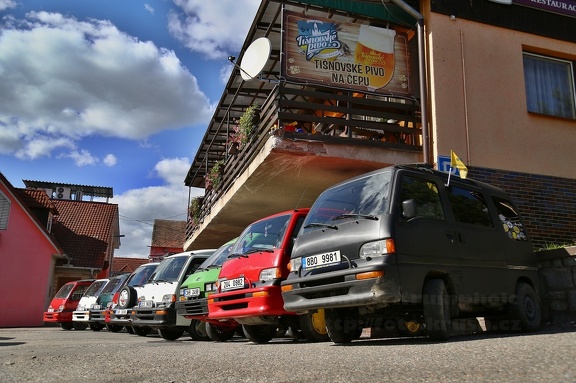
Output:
[
  {"xmin": 106, "ymin": 324, "xmax": 123, "ymax": 333},
  {"xmin": 299, "ymin": 310, "xmax": 329, "ymax": 342},
  {"xmin": 188, "ymin": 319, "xmax": 210, "ymax": 341},
  {"xmin": 242, "ymin": 324, "xmax": 276, "ymax": 344},
  {"xmin": 89, "ymin": 323, "xmax": 104, "ymax": 331},
  {"xmin": 133, "ymin": 326, "xmax": 152, "ymax": 336},
  {"xmin": 73, "ymin": 322, "xmax": 88, "ymax": 331},
  {"xmin": 423, "ymin": 279, "xmax": 451, "ymax": 341},
  {"xmin": 60, "ymin": 322, "xmax": 73, "ymax": 331},
  {"xmin": 511, "ymin": 282, "xmax": 542, "ymax": 332},
  {"xmin": 125, "ymin": 326, "xmax": 135, "ymax": 334},
  {"xmin": 159, "ymin": 326, "xmax": 185, "ymax": 341},
  {"xmin": 324, "ymin": 308, "xmax": 362, "ymax": 344},
  {"xmin": 117, "ymin": 286, "xmax": 137, "ymax": 309},
  {"xmin": 206, "ymin": 323, "xmax": 236, "ymax": 342}
]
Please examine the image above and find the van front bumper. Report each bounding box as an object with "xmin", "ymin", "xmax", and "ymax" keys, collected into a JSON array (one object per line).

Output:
[
  {"xmin": 131, "ymin": 305, "xmax": 178, "ymax": 328},
  {"xmin": 208, "ymin": 286, "xmax": 290, "ymax": 321},
  {"xmin": 43, "ymin": 310, "xmax": 73, "ymax": 323},
  {"xmin": 281, "ymin": 264, "xmax": 401, "ymax": 313}
]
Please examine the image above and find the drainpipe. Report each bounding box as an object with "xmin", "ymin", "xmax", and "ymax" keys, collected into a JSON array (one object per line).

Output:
[{"xmin": 389, "ymin": 0, "xmax": 430, "ymax": 164}]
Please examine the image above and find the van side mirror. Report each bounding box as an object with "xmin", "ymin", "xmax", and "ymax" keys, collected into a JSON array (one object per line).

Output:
[{"xmin": 402, "ymin": 199, "xmax": 417, "ymax": 219}]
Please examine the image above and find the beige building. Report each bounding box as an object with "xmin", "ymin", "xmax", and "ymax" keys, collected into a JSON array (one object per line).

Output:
[{"xmin": 183, "ymin": 0, "xmax": 576, "ymax": 250}]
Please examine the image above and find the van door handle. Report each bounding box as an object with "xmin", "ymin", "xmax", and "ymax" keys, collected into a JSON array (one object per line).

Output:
[{"xmin": 445, "ymin": 231, "xmax": 455, "ymax": 243}]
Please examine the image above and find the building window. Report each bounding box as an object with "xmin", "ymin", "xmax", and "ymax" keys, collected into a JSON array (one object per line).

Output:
[
  {"xmin": 523, "ymin": 53, "xmax": 576, "ymax": 120},
  {"xmin": 0, "ymin": 191, "xmax": 10, "ymax": 230}
]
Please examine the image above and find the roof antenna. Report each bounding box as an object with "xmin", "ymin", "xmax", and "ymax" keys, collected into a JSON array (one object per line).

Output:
[{"xmin": 295, "ymin": 185, "xmax": 309, "ymax": 210}]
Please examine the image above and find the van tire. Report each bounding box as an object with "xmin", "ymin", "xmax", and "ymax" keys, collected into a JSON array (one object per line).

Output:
[
  {"xmin": 206, "ymin": 323, "xmax": 236, "ymax": 342},
  {"xmin": 188, "ymin": 319, "xmax": 209, "ymax": 341},
  {"xmin": 159, "ymin": 326, "xmax": 185, "ymax": 341},
  {"xmin": 511, "ymin": 282, "xmax": 542, "ymax": 332},
  {"xmin": 423, "ymin": 279, "xmax": 451, "ymax": 341},
  {"xmin": 242, "ymin": 324, "xmax": 276, "ymax": 344},
  {"xmin": 133, "ymin": 326, "xmax": 151, "ymax": 336},
  {"xmin": 60, "ymin": 322, "xmax": 73, "ymax": 330},
  {"xmin": 106, "ymin": 324, "xmax": 123, "ymax": 332},
  {"xmin": 89, "ymin": 323, "xmax": 104, "ymax": 331},
  {"xmin": 117, "ymin": 286, "xmax": 137, "ymax": 309},
  {"xmin": 299, "ymin": 309, "xmax": 329, "ymax": 342},
  {"xmin": 73, "ymin": 322, "xmax": 87, "ymax": 331},
  {"xmin": 324, "ymin": 308, "xmax": 362, "ymax": 344}
]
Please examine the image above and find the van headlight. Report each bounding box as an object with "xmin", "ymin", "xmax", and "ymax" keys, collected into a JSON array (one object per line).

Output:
[
  {"xmin": 360, "ymin": 239, "xmax": 395, "ymax": 258},
  {"xmin": 259, "ymin": 267, "xmax": 281, "ymax": 282},
  {"xmin": 288, "ymin": 258, "xmax": 302, "ymax": 272},
  {"xmin": 205, "ymin": 282, "xmax": 216, "ymax": 292}
]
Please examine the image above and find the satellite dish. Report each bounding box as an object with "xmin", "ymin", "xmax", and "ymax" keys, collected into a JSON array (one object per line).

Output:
[{"xmin": 239, "ymin": 37, "xmax": 271, "ymax": 81}]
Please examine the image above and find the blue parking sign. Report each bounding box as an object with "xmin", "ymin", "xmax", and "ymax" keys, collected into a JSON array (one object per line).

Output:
[{"xmin": 437, "ymin": 155, "xmax": 460, "ymax": 176}]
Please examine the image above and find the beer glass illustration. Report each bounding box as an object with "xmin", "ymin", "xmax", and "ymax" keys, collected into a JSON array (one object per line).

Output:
[{"xmin": 354, "ymin": 25, "xmax": 396, "ymax": 91}]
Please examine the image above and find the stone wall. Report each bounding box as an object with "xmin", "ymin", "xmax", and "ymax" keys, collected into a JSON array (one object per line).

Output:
[{"xmin": 536, "ymin": 246, "xmax": 576, "ymax": 323}]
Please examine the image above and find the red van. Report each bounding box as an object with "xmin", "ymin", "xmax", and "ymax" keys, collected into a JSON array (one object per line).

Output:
[
  {"xmin": 208, "ymin": 209, "xmax": 328, "ymax": 343},
  {"xmin": 43, "ymin": 279, "xmax": 94, "ymax": 330}
]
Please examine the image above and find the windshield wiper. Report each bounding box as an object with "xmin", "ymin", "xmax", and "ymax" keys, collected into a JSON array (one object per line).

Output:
[
  {"xmin": 153, "ymin": 279, "xmax": 173, "ymax": 284},
  {"xmin": 245, "ymin": 248, "xmax": 274, "ymax": 254},
  {"xmin": 227, "ymin": 253, "xmax": 249, "ymax": 259},
  {"xmin": 332, "ymin": 214, "xmax": 379, "ymax": 221},
  {"xmin": 207, "ymin": 265, "xmax": 221, "ymax": 269},
  {"xmin": 303, "ymin": 222, "xmax": 338, "ymax": 230}
]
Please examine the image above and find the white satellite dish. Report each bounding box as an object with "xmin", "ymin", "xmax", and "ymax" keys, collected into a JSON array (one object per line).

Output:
[{"xmin": 239, "ymin": 37, "xmax": 271, "ymax": 81}]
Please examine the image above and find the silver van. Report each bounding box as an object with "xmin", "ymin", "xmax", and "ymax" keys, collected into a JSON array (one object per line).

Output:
[{"xmin": 281, "ymin": 164, "xmax": 541, "ymax": 343}]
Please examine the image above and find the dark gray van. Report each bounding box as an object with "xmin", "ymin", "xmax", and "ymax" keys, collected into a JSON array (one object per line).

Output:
[{"xmin": 281, "ymin": 164, "xmax": 541, "ymax": 343}]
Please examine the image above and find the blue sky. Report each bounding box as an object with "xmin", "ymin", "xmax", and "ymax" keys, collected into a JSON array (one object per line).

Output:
[{"xmin": 0, "ymin": 0, "xmax": 260, "ymax": 257}]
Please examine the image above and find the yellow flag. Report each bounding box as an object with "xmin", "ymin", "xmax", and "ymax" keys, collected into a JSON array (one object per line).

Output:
[{"xmin": 450, "ymin": 150, "xmax": 468, "ymax": 179}]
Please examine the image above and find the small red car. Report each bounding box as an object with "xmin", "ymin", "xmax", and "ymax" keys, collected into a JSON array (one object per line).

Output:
[{"xmin": 43, "ymin": 279, "xmax": 94, "ymax": 330}]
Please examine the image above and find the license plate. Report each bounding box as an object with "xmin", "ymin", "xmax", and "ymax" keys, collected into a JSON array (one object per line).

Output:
[
  {"xmin": 183, "ymin": 288, "xmax": 200, "ymax": 297},
  {"xmin": 220, "ymin": 277, "xmax": 245, "ymax": 292},
  {"xmin": 91, "ymin": 304, "xmax": 101, "ymax": 310},
  {"xmin": 302, "ymin": 250, "xmax": 341, "ymax": 269},
  {"xmin": 139, "ymin": 301, "xmax": 153, "ymax": 308},
  {"xmin": 115, "ymin": 309, "xmax": 128, "ymax": 315},
  {"xmin": 48, "ymin": 308, "xmax": 54, "ymax": 313}
]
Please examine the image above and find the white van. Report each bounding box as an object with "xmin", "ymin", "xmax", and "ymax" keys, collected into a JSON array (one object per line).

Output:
[
  {"xmin": 130, "ymin": 250, "xmax": 214, "ymax": 340},
  {"xmin": 72, "ymin": 278, "xmax": 110, "ymax": 331}
]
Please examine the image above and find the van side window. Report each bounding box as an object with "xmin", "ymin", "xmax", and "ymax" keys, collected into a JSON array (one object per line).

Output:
[
  {"xmin": 448, "ymin": 187, "xmax": 492, "ymax": 227},
  {"xmin": 493, "ymin": 197, "xmax": 528, "ymax": 241},
  {"xmin": 399, "ymin": 176, "xmax": 444, "ymax": 220}
]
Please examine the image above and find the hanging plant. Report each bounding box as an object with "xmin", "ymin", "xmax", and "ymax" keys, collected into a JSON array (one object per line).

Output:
[
  {"xmin": 205, "ymin": 159, "xmax": 225, "ymax": 190},
  {"xmin": 230, "ymin": 104, "xmax": 260, "ymax": 150},
  {"xmin": 189, "ymin": 196, "xmax": 203, "ymax": 226}
]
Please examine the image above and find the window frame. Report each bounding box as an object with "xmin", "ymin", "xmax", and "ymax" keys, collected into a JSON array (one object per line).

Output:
[{"xmin": 0, "ymin": 190, "xmax": 11, "ymax": 230}]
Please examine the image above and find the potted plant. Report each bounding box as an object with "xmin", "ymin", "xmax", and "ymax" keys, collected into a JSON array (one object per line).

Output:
[
  {"xmin": 189, "ymin": 196, "xmax": 203, "ymax": 226},
  {"xmin": 230, "ymin": 104, "xmax": 260, "ymax": 151},
  {"xmin": 205, "ymin": 159, "xmax": 225, "ymax": 190}
]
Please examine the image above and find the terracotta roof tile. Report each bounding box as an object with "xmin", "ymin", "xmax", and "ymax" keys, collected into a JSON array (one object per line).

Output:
[
  {"xmin": 51, "ymin": 200, "xmax": 119, "ymax": 269},
  {"xmin": 111, "ymin": 257, "xmax": 150, "ymax": 274},
  {"xmin": 151, "ymin": 219, "xmax": 186, "ymax": 248},
  {"xmin": 16, "ymin": 188, "xmax": 58, "ymax": 213}
]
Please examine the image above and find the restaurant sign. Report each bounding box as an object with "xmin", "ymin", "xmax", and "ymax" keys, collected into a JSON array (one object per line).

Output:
[
  {"xmin": 513, "ymin": 0, "xmax": 576, "ymax": 18},
  {"xmin": 282, "ymin": 11, "xmax": 411, "ymax": 95}
]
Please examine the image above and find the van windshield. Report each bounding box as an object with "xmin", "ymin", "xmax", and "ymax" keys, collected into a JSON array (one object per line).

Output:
[
  {"xmin": 231, "ymin": 214, "xmax": 291, "ymax": 255},
  {"xmin": 150, "ymin": 256, "xmax": 187, "ymax": 282},
  {"xmin": 302, "ymin": 169, "xmax": 392, "ymax": 234},
  {"xmin": 54, "ymin": 283, "xmax": 74, "ymax": 299}
]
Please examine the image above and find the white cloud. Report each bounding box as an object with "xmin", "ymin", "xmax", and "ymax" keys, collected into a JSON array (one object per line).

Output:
[
  {"xmin": 0, "ymin": 0, "xmax": 16, "ymax": 12},
  {"xmin": 153, "ymin": 157, "xmax": 191, "ymax": 186},
  {"xmin": 63, "ymin": 149, "xmax": 98, "ymax": 166},
  {"xmin": 144, "ymin": 3, "xmax": 154, "ymax": 14},
  {"xmin": 103, "ymin": 153, "xmax": 117, "ymax": 167},
  {"xmin": 0, "ymin": 11, "xmax": 213, "ymax": 159},
  {"xmin": 168, "ymin": 0, "xmax": 259, "ymax": 59}
]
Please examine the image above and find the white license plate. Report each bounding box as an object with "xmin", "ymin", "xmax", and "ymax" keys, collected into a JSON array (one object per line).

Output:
[
  {"xmin": 183, "ymin": 288, "xmax": 200, "ymax": 297},
  {"xmin": 139, "ymin": 301, "xmax": 153, "ymax": 308},
  {"xmin": 48, "ymin": 308, "xmax": 54, "ymax": 313},
  {"xmin": 220, "ymin": 277, "xmax": 245, "ymax": 292},
  {"xmin": 115, "ymin": 309, "xmax": 128, "ymax": 315},
  {"xmin": 302, "ymin": 250, "xmax": 341, "ymax": 269},
  {"xmin": 91, "ymin": 304, "xmax": 101, "ymax": 310}
]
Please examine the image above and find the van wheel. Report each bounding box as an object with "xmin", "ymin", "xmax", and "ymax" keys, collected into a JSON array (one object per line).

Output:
[
  {"xmin": 242, "ymin": 324, "xmax": 276, "ymax": 344},
  {"xmin": 206, "ymin": 323, "xmax": 236, "ymax": 342},
  {"xmin": 73, "ymin": 322, "xmax": 88, "ymax": 331},
  {"xmin": 125, "ymin": 326, "xmax": 135, "ymax": 334},
  {"xmin": 132, "ymin": 326, "xmax": 151, "ymax": 336},
  {"xmin": 423, "ymin": 279, "xmax": 451, "ymax": 341},
  {"xmin": 511, "ymin": 282, "xmax": 542, "ymax": 332},
  {"xmin": 89, "ymin": 323, "xmax": 104, "ymax": 331},
  {"xmin": 324, "ymin": 308, "xmax": 362, "ymax": 344},
  {"xmin": 299, "ymin": 309, "xmax": 329, "ymax": 342},
  {"xmin": 188, "ymin": 319, "xmax": 209, "ymax": 341},
  {"xmin": 159, "ymin": 326, "xmax": 185, "ymax": 341},
  {"xmin": 60, "ymin": 322, "xmax": 73, "ymax": 331},
  {"xmin": 117, "ymin": 286, "xmax": 137, "ymax": 309},
  {"xmin": 106, "ymin": 324, "xmax": 123, "ymax": 333}
]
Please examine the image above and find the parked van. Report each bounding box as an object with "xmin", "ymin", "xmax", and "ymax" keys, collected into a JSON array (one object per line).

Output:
[
  {"xmin": 44, "ymin": 279, "xmax": 94, "ymax": 330},
  {"xmin": 72, "ymin": 278, "xmax": 110, "ymax": 331},
  {"xmin": 281, "ymin": 164, "xmax": 542, "ymax": 343},
  {"xmin": 176, "ymin": 238, "xmax": 238, "ymax": 341},
  {"xmin": 89, "ymin": 274, "xmax": 129, "ymax": 331},
  {"xmin": 130, "ymin": 250, "xmax": 214, "ymax": 340},
  {"xmin": 108, "ymin": 262, "xmax": 160, "ymax": 335},
  {"xmin": 208, "ymin": 209, "xmax": 329, "ymax": 344}
]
